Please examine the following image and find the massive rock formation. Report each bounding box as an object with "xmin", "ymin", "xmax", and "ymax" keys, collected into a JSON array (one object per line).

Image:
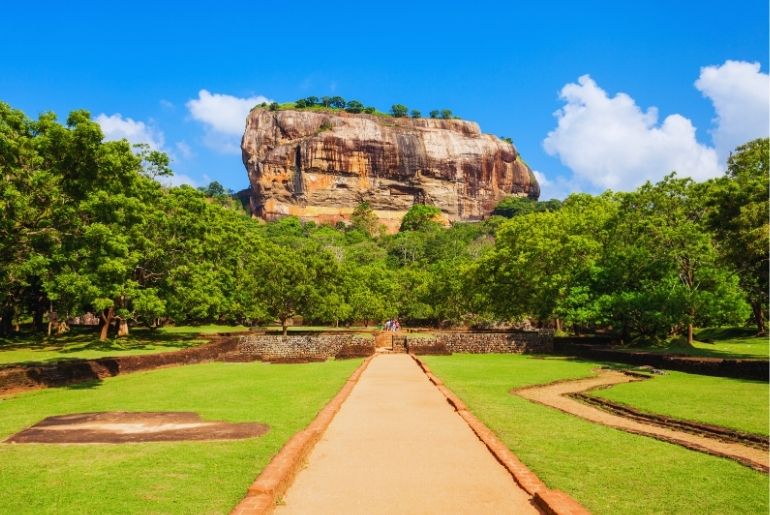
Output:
[{"xmin": 241, "ymin": 109, "xmax": 538, "ymax": 231}]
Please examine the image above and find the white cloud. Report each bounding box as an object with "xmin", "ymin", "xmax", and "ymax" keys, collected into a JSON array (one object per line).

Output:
[
  {"xmin": 96, "ymin": 113, "xmax": 165, "ymax": 150},
  {"xmin": 543, "ymin": 75, "xmax": 721, "ymax": 191},
  {"xmin": 175, "ymin": 141, "xmax": 194, "ymax": 160},
  {"xmin": 186, "ymin": 90, "xmax": 270, "ymax": 155},
  {"xmin": 532, "ymin": 170, "xmax": 582, "ymax": 200},
  {"xmin": 187, "ymin": 90, "xmax": 267, "ymax": 136},
  {"xmin": 158, "ymin": 173, "xmax": 198, "ymax": 188},
  {"xmin": 695, "ymin": 60, "xmax": 769, "ymax": 159},
  {"xmin": 532, "ymin": 170, "xmax": 550, "ymax": 187}
]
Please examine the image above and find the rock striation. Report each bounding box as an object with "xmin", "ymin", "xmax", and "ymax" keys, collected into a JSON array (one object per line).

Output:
[{"xmin": 241, "ymin": 109, "xmax": 538, "ymax": 230}]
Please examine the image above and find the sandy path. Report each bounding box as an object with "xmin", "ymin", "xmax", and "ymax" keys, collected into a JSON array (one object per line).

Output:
[
  {"xmin": 275, "ymin": 354, "xmax": 539, "ymax": 514},
  {"xmin": 515, "ymin": 371, "xmax": 769, "ymax": 472}
]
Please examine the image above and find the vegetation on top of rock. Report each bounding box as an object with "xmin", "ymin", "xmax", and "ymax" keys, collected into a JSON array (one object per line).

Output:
[{"xmin": 253, "ymin": 97, "xmax": 460, "ymax": 120}]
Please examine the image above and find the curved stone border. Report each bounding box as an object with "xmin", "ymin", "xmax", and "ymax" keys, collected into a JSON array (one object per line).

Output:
[
  {"xmin": 513, "ymin": 370, "xmax": 769, "ymax": 474},
  {"xmin": 410, "ymin": 354, "xmax": 589, "ymax": 515},
  {"xmin": 574, "ymin": 392, "xmax": 769, "ymax": 450},
  {"xmin": 231, "ymin": 355, "xmax": 374, "ymax": 515}
]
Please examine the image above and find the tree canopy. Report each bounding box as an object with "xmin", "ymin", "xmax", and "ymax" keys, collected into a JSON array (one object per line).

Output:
[{"xmin": 0, "ymin": 99, "xmax": 765, "ymax": 344}]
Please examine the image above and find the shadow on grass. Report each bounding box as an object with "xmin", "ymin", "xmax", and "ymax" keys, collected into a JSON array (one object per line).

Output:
[{"xmin": 0, "ymin": 326, "xmax": 205, "ymax": 367}]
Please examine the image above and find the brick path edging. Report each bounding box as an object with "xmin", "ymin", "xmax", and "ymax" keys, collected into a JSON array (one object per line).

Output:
[
  {"xmin": 410, "ymin": 354, "xmax": 590, "ymax": 515},
  {"xmin": 231, "ymin": 355, "xmax": 375, "ymax": 515}
]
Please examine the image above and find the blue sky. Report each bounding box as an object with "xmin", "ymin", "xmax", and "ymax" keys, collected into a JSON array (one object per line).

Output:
[{"xmin": 1, "ymin": 1, "xmax": 768, "ymax": 198}]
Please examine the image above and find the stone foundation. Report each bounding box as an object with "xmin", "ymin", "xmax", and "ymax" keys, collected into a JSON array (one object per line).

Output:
[
  {"xmin": 237, "ymin": 334, "xmax": 375, "ymax": 362},
  {"xmin": 406, "ymin": 331, "xmax": 553, "ymax": 355}
]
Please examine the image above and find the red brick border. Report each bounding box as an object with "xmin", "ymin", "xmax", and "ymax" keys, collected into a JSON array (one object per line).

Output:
[
  {"xmin": 231, "ymin": 355, "xmax": 374, "ymax": 515},
  {"xmin": 410, "ymin": 354, "xmax": 590, "ymax": 515}
]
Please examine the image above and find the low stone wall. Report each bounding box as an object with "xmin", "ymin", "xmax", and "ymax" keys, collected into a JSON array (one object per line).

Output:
[
  {"xmin": 237, "ymin": 334, "xmax": 375, "ymax": 362},
  {"xmin": 406, "ymin": 331, "xmax": 553, "ymax": 355}
]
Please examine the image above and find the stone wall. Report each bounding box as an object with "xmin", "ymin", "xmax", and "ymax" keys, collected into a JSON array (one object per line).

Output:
[
  {"xmin": 237, "ymin": 334, "xmax": 375, "ymax": 362},
  {"xmin": 406, "ymin": 331, "xmax": 553, "ymax": 355}
]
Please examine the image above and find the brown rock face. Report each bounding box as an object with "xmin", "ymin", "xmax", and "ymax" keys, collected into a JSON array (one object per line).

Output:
[{"xmin": 241, "ymin": 109, "xmax": 538, "ymax": 231}]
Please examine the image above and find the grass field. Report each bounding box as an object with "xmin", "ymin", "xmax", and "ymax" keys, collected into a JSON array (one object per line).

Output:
[
  {"xmin": 0, "ymin": 358, "xmax": 360, "ymax": 513},
  {"xmin": 422, "ymin": 354, "xmax": 768, "ymax": 515},
  {"xmin": 591, "ymin": 370, "xmax": 769, "ymax": 436}
]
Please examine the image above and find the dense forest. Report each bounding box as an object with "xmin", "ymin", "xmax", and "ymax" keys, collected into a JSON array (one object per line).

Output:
[{"xmin": 1, "ymin": 102, "xmax": 767, "ymax": 342}]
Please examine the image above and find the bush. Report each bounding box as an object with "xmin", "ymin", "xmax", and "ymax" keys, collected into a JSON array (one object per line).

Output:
[{"xmin": 391, "ymin": 104, "xmax": 409, "ymax": 118}]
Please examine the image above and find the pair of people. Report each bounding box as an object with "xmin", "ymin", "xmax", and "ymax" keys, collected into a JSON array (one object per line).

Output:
[{"xmin": 383, "ymin": 319, "xmax": 401, "ymax": 332}]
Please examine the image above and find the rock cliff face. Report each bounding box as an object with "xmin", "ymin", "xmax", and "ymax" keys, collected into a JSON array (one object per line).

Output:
[{"xmin": 241, "ymin": 109, "xmax": 538, "ymax": 230}]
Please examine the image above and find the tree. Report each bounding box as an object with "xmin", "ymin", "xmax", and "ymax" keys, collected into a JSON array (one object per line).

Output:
[
  {"xmin": 391, "ymin": 104, "xmax": 408, "ymax": 118},
  {"xmin": 429, "ymin": 110, "xmax": 439, "ymax": 119},
  {"xmin": 605, "ymin": 176, "xmax": 749, "ymax": 343},
  {"xmin": 364, "ymin": 106, "xmax": 376, "ymax": 114},
  {"xmin": 351, "ymin": 202, "xmax": 382, "ymax": 237},
  {"xmin": 399, "ymin": 204, "xmax": 442, "ymax": 232},
  {"xmin": 706, "ymin": 138, "xmax": 769, "ymax": 335},
  {"xmin": 440, "ymin": 109, "xmax": 453, "ymax": 119},
  {"xmin": 410, "ymin": 109, "xmax": 421, "ymax": 119},
  {"xmin": 345, "ymin": 100, "xmax": 364, "ymax": 113},
  {"xmin": 269, "ymin": 102, "xmax": 279, "ymax": 111},
  {"xmin": 255, "ymin": 244, "xmax": 337, "ymax": 335},
  {"xmin": 198, "ymin": 180, "xmax": 228, "ymax": 198},
  {"xmin": 321, "ymin": 96, "xmax": 332, "ymax": 107},
  {"xmin": 294, "ymin": 98, "xmax": 308, "ymax": 109},
  {"xmin": 0, "ymin": 104, "xmax": 63, "ymax": 335},
  {"xmin": 329, "ymin": 96, "xmax": 346, "ymax": 109},
  {"xmin": 475, "ymin": 194, "xmax": 613, "ymax": 330},
  {"xmin": 305, "ymin": 96, "xmax": 319, "ymax": 107},
  {"xmin": 493, "ymin": 196, "xmax": 562, "ymax": 218}
]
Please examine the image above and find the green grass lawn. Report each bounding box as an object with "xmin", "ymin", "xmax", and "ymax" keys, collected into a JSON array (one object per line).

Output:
[
  {"xmin": 0, "ymin": 358, "xmax": 360, "ymax": 514},
  {"xmin": 0, "ymin": 325, "xmax": 253, "ymax": 366},
  {"xmin": 422, "ymin": 354, "xmax": 768, "ymax": 515},
  {"xmin": 591, "ymin": 370, "xmax": 769, "ymax": 436}
]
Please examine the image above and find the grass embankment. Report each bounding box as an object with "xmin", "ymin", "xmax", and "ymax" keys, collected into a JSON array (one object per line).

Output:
[
  {"xmin": 0, "ymin": 358, "xmax": 360, "ymax": 513},
  {"xmin": 621, "ymin": 327, "xmax": 769, "ymax": 359},
  {"xmin": 422, "ymin": 354, "xmax": 768, "ymax": 515},
  {"xmin": 0, "ymin": 325, "xmax": 249, "ymax": 366},
  {"xmin": 591, "ymin": 371, "xmax": 769, "ymax": 436}
]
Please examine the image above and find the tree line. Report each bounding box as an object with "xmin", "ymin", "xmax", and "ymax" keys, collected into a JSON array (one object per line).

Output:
[
  {"xmin": 258, "ymin": 96, "xmax": 458, "ymax": 120},
  {"xmin": 1, "ymin": 100, "xmax": 766, "ymax": 342}
]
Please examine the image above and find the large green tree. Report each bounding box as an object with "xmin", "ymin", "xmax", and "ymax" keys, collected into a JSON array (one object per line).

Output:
[{"xmin": 706, "ymin": 138, "xmax": 769, "ymax": 334}]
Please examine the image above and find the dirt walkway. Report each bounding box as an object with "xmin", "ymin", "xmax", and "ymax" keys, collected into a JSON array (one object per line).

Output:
[
  {"xmin": 515, "ymin": 370, "xmax": 769, "ymax": 472},
  {"xmin": 275, "ymin": 354, "xmax": 539, "ymax": 514}
]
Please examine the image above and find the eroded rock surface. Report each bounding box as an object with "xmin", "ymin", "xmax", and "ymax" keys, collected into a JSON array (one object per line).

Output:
[{"xmin": 241, "ymin": 109, "xmax": 538, "ymax": 230}]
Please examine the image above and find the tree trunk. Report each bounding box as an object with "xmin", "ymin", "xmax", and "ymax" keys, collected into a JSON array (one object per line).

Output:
[
  {"xmin": 33, "ymin": 306, "xmax": 45, "ymax": 333},
  {"xmin": 554, "ymin": 318, "xmax": 562, "ymax": 333},
  {"xmin": 751, "ymin": 300, "xmax": 766, "ymax": 336},
  {"xmin": 117, "ymin": 319, "xmax": 129, "ymax": 337},
  {"xmin": 99, "ymin": 307, "xmax": 114, "ymax": 341},
  {"xmin": 0, "ymin": 307, "xmax": 13, "ymax": 337},
  {"xmin": 687, "ymin": 323, "xmax": 694, "ymax": 346},
  {"xmin": 281, "ymin": 318, "xmax": 288, "ymax": 337}
]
